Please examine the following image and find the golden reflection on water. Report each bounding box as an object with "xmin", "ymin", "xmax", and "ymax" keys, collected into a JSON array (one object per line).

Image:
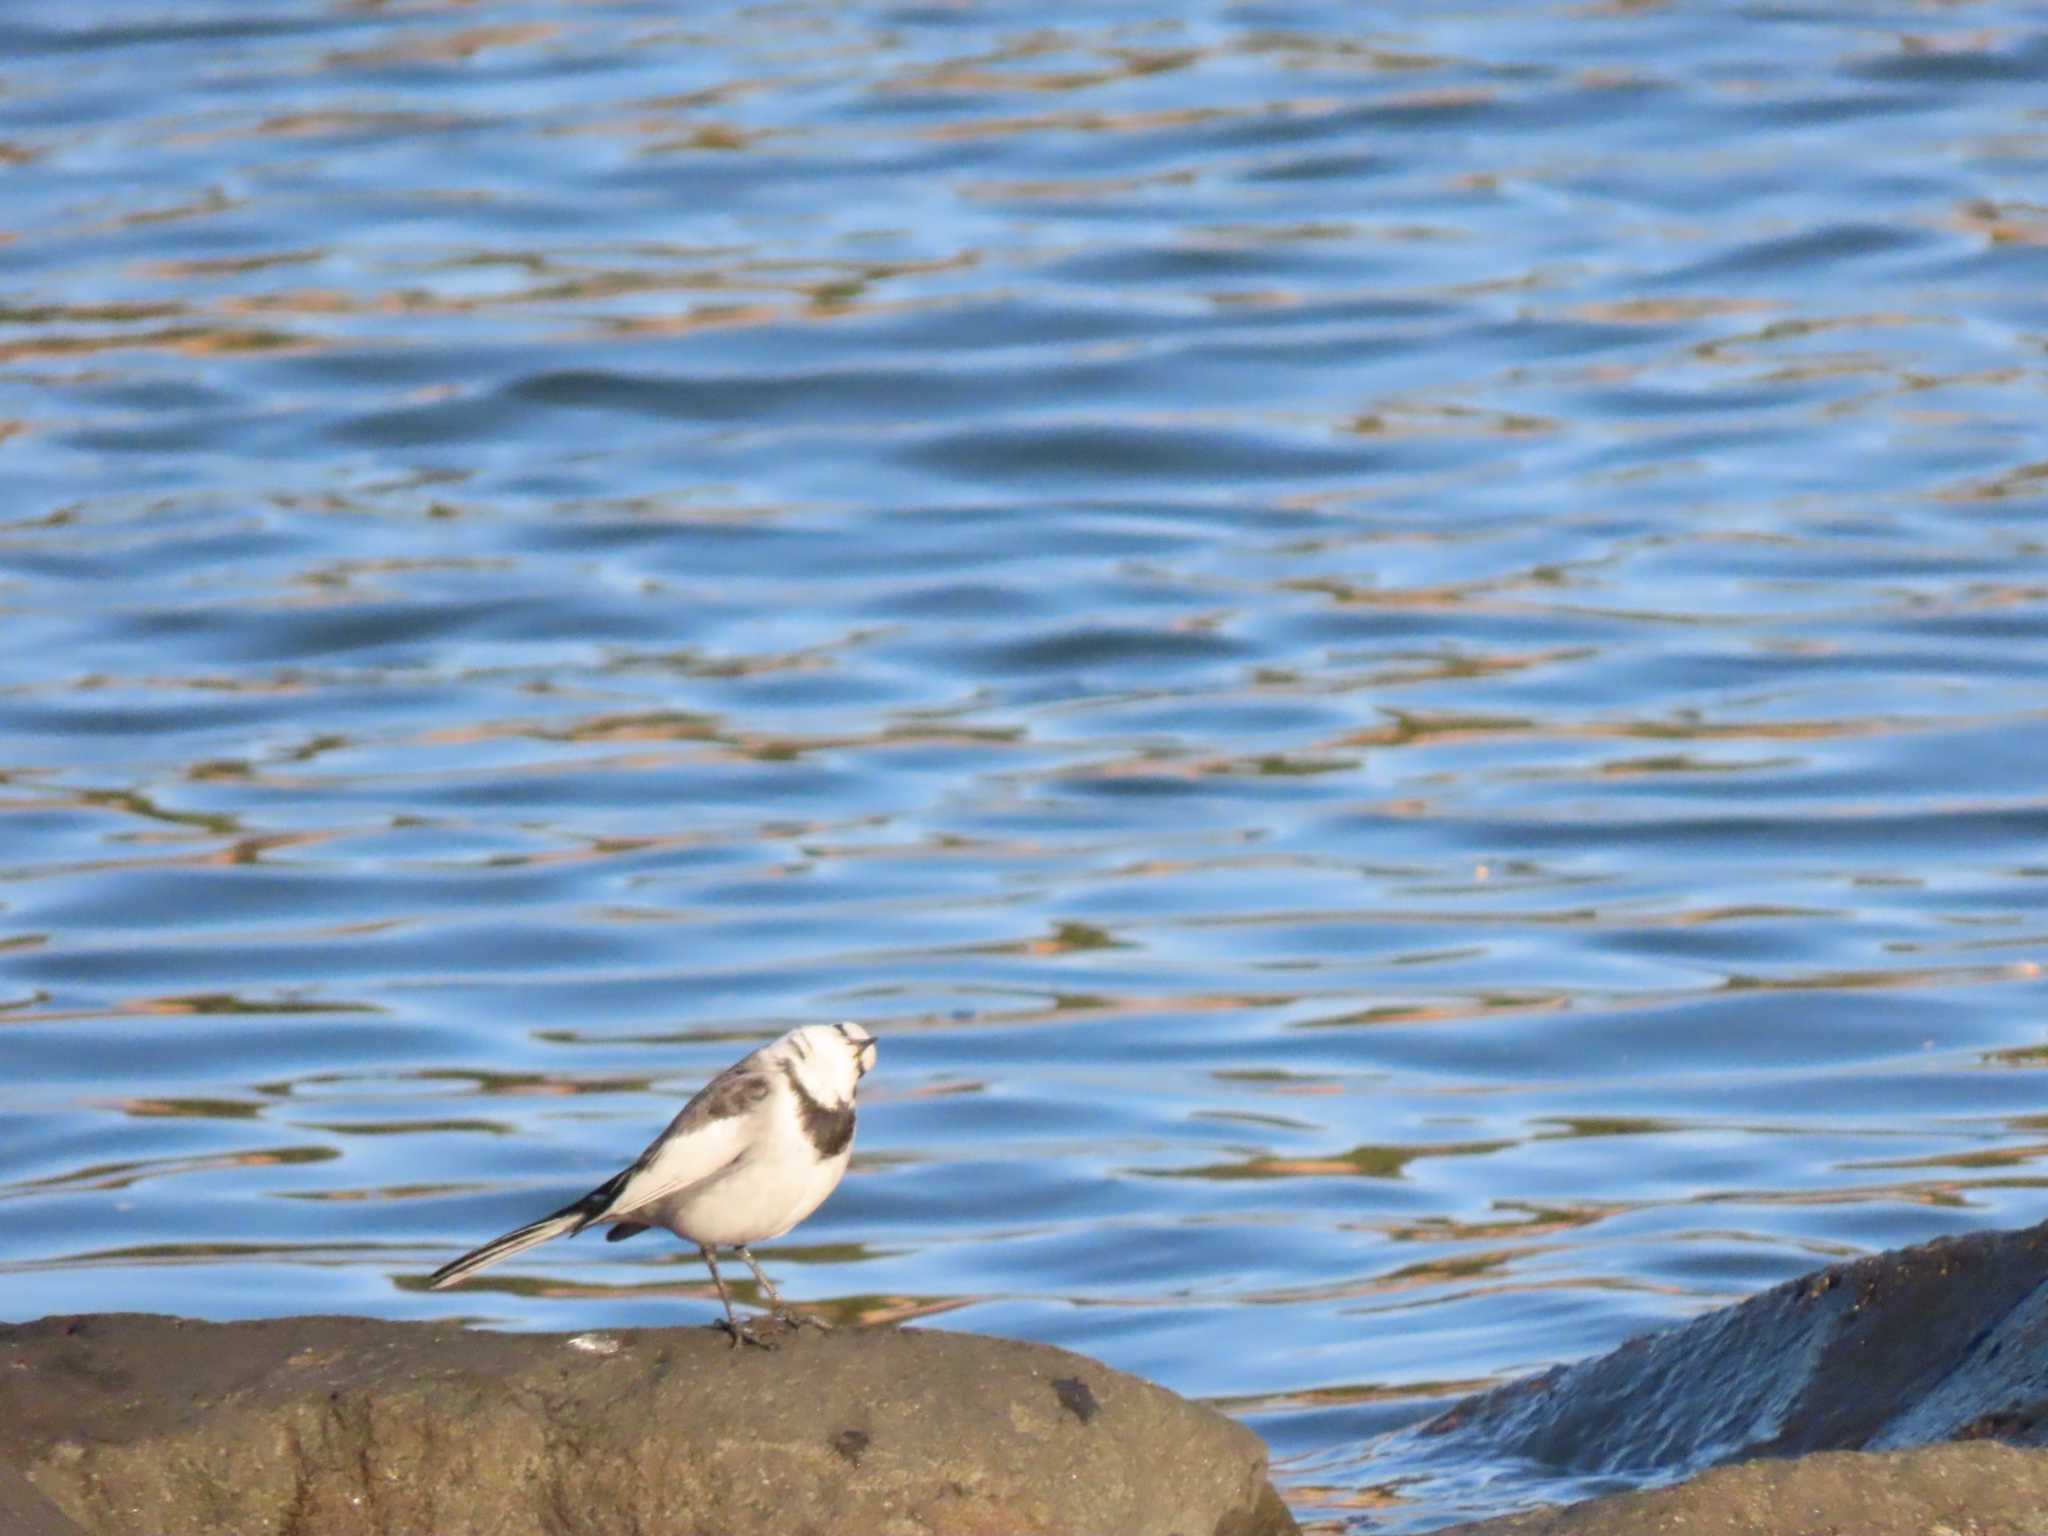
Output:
[{"xmin": 6, "ymin": 4, "xmax": 2048, "ymax": 1529}]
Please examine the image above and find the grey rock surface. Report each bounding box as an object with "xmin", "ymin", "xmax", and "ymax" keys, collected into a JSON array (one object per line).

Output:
[
  {"xmin": 0, "ymin": 1461, "xmax": 86, "ymax": 1536},
  {"xmin": 0, "ymin": 1313, "xmax": 1297, "ymax": 1536},
  {"xmin": 1437, "ymin": 1441, "xmax": 2048, "ymax": 1536}
]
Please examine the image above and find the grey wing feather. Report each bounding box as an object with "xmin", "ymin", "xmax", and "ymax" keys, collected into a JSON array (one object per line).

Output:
[
  {"xmin": 584, "ymin": 1062, "xmax": 774, "ymax": 1221},
  {"xmin": 645, "ymin": 1063, "xmax": 774, "ymax": 1151}
]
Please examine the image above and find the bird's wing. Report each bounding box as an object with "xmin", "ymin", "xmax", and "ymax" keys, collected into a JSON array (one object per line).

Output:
[{"xmin": 583, "ymin": 1062, "xmax": 774, "ymax": 1221}]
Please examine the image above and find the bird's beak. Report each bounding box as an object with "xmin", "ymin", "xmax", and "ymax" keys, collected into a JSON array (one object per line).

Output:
[{"xmin": 858, "ymin": 1040, "xmax": 877, "ymax": 1077}]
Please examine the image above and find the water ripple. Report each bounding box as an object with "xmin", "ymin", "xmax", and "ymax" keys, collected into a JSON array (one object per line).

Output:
[{"xmin": 4, "ymin": 2, "xmax": 2048, "ymax": 1530}]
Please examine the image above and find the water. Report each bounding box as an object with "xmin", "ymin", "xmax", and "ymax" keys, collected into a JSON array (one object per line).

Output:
[{"xmin": 4, "ymin": 2, "xmax": 2048, "ymax": 1527}]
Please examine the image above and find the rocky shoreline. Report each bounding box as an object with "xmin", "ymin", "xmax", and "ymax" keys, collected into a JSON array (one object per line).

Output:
[
  {"xmin": 14, "ymin": 1219, "xmax": 2048, "ymax": 1535},
  {"xmin": 0, "ymin": 1313, "xmax": 1296, "ymax": 1536}
]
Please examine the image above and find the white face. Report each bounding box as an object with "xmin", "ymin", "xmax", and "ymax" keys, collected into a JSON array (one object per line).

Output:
[
  {"xmin": 836, "ymin": 1020, "xmax": 878, "ymax": 1079},
  {"xmin": 779, "ymin": 1021, "xmax": 876, "ymax": 1100}
]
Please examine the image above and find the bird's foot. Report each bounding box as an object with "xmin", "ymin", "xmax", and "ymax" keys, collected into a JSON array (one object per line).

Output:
[
  {"xmin": 773, "ymin": 1307, "xmax": 832, "ymax": 1333},
  {"xmin": 716, "ymin": 1316, "xmax": 778, "ymax": 1351}
]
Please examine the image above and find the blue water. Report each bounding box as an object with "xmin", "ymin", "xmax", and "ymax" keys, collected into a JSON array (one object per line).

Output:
[{"xmin": 5, "ymin": 3, "xmax": 2048, "ymax": 1527}]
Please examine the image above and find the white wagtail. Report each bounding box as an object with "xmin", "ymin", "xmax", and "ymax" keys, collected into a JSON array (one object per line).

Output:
[{"xmin": 429, "ymin": 1021, "xmax": 876, "ymax": 1346}]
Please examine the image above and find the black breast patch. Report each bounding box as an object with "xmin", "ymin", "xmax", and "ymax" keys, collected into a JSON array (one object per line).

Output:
[{"xmin": 780, "ymin": 1061, "xmax": 855, "ymax": 1158}]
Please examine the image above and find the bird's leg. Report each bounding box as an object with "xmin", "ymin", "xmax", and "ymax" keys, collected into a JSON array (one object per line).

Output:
[
  {"xmin": 701, "ymin": 1245, "xmax": 773, "ymax": 1350},
  {"xmin": 736, "ymin": 1244, "xmax": 830, "ymax": 1332}
]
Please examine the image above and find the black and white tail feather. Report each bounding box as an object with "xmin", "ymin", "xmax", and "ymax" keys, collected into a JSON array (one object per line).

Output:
[
  {"xmin": 427, "ymin": 1022, "xmax": 876, "ymax": 1347},
  {"xmin": 425, "ymin": 1168, "xmax": 631, "ymax": 1290}
]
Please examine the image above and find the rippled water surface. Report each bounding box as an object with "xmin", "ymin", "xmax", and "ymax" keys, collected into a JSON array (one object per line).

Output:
[{"xmin": 7, "ymin": 2, "xmax": 2048, "ymax": 1527}]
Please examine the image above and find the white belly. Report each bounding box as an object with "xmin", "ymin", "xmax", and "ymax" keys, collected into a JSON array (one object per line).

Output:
[{"xmin": 650, "ymin": 1131, "xmax": 851, "ymax": 1250}]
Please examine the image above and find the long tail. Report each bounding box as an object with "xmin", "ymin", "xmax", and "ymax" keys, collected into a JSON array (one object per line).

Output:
[{"xmin": 428, "ymin": 1172, "xmax": 627, "ymax": 1290}]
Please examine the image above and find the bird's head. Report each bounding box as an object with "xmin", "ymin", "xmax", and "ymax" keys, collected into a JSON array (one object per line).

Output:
[{"xmin": 776, "ymin": 1020, "xmax": 877, "ymax": 1104}]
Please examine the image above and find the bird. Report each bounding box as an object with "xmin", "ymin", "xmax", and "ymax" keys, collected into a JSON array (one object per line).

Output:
[{"xmin": 428, "ymin": 1021, "xmax": 876, "ymax": 1346}]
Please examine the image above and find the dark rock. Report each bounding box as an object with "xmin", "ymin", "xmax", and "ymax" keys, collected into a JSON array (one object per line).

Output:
[
  {"xmin": 1411, "ymin": 1218, "xmax": 2048, "ymax": 1532},
  {"xmin": 0, "ymin": 1314, "xmax": 1298, "ymax": 1536},
  {"xmin": 1053, "ymin": 1376, "xmax": 1100, "ymax": 1424},
  {"xmin": 1420, "ymin": 1217, "xmax": 2048, "ymax": 1480}
]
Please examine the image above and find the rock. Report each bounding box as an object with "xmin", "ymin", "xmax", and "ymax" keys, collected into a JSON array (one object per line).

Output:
[
  {"xmin": 1437, "ymin": 1441, "xmax": 2048, "ymax": 1536},
  {"xmin": 1417, "ymin": 1217, "xmax": 2048, "ymax": 1476},
  {"xmin": 1408, "ymin": 1218, "xmax": 2048, "ymax": 1533},
  {"xmin": 0, "ymin": 1462, "xmax": 86, "ymax": 1536},
  {"xmin": 0, "ymin": 1314, "xmax": 1298, "ymax": 1536}
]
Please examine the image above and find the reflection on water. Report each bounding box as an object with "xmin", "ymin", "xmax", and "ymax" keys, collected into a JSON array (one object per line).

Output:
[{"xmin": 5, "ymin": 1, "xmax": 2048, "ymax": 1528}]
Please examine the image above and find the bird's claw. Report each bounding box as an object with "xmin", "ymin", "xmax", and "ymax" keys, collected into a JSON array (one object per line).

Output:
[
  {"xmin": 774, "ymin": 1308, "xmax": 831, "ymax": 1333},
  {"xmin": 717, "ymin": 1317, "xmax": 778, "ymax": 1351}
]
